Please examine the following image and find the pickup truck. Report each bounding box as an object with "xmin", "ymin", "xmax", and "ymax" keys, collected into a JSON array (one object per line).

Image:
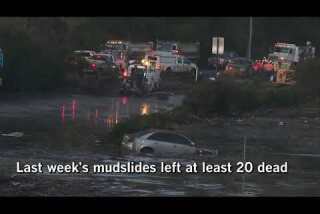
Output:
[
  {"xmin": 81, "ymin": 54, "xmax": 119, "ymax": 89},
  {"xmin": 149, "ymin": 51, "xmax": 198, "ymax": 74},
  {"xmin": 65, "ymin": 52, "xmax": 119, "ymax": 91}
]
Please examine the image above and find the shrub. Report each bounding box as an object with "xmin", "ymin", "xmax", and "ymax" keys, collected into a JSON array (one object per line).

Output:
[
  {"xmin": 296, "ymin": 58, "xmax": 320, "ymax": 99},
  {"xmin": 184, "ymin": 79, "xmax": 262, "ymax": 116},
  {"xmin": 260, "ymin": 86, "xmax": 301, "ymax": 107},
  {"xmin": 184, "ymin": 79, "xmax": 301, "ymax": 116},
  {"xmin": 0, "ymin": 26, "xmax": 66, "ymax": 91}
]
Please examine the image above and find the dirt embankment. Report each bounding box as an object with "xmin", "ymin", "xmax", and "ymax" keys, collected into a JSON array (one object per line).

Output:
[{"xmin": 177, "ymin": 107, "xmax": 320, "ymax": 157}]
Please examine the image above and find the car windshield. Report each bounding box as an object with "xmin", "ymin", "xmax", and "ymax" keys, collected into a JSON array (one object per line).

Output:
[
  {"xmin": 147, "ymin": 132, "xmax": 194, "ymax": 146},
  {"xmin": 134, "ymin": 130, "xmax": 153, "ymax": 138},
  {"xmin": 93, "ymin": 55, "xmax": 114, "ymax": 63},
  {"xmin": 74, "ymin": 52, "xmax": 91, "ymax": 57},
  {"xmin": 184, "ymin": 59, "xmax": 192, "ymax": 64},
  {"xmin": 274, "ymin": 47, "xmax": 292, "ymax": 54}
]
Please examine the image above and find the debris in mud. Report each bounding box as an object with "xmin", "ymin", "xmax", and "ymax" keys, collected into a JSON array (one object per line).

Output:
[
  {"xmin": 95, "ymin": 139, "xmax": 104, "ymax": 145},
  {"xmin": 1, "ymin": 132, "xmax": 24, "ymax": 138},
  {"xmin": 236, "ymin": 118, "xmax": 243, "ymax": 123},
  {"xmin": 11, "ymin": 181, "xmax": 21, "ymax": 187},
  {"xmin": 197, "ymin": 148, "xmax": 218, "ymax": 156}
]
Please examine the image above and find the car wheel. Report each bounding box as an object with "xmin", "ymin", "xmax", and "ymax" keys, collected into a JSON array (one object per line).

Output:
[{"xmin": 140, "ymin": 147, "xmax": 154, "ymax": 154}]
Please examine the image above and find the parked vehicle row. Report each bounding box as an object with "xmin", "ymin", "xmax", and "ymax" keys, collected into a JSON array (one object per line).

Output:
[{"xmin": 65, "ymin": 39, "xmax": 201, "ymax": 93}]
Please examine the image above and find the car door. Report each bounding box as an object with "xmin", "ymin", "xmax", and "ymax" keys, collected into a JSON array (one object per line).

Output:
[
  {"xmin": 150, "ymin": 133, "xmax": 195, "ymax": 155},
  {"xmin": 144, "ymin": 132, "xmax": 176, "ymax": 155},
  {"xmin": 168, "ymin": 134, "xmax": 196, "ymax": 155}
]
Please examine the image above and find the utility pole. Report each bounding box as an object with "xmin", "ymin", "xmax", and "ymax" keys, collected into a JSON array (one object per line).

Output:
[
  {"xmin": 216, "ymin": 38, "xmax": 220, "ymax": 76},
  {"xmin": 247, "ymin": 17, "xmax": 253, "ymax": 60}
]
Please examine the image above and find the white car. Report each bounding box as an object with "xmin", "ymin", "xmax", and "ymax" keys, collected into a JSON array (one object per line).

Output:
[{"xmin": 121, "ymin": 130, "xmax": 216, "ymax": 157}]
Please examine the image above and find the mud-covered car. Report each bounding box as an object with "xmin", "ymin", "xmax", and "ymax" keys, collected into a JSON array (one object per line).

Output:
[{"xmin": 121, "ymin": 130, "xmax": 217, "ymax": 157}]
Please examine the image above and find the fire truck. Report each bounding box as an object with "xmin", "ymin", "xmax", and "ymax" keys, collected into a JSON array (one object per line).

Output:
[{"xmin": 266, "ymin": 41, "xmax": 316, "ymax": 85}]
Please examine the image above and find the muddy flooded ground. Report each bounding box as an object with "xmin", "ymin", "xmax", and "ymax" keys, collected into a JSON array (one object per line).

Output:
[{"xmin": 1, "ymin": 91, "xmax": 320, "ymax": 196}]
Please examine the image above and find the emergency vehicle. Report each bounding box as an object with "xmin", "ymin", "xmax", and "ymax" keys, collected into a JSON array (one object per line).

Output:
[
  {"xmin": 128, "ymin": 42, "xmax": 154, "ymax": 62},
  {"xmin": 102, "ymin": 40, "xmax": 129, "ymax": 69},
  {"xmin": 268, "ymin": 41, "xmax": 315, "ymax": 64},
  {"xmin": 147, "ymin": 50, "xmax": 198, "ymax": 75},
  {"xmin": 120, "ymin": 56, "xmax": 161, "ymax": 95},
  {"xmin": 155, "ymin": 40, "xmax": 200, "ymax": 64}
]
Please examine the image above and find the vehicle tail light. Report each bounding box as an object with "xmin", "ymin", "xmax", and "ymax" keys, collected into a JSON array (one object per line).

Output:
[
  {"xmin": 123, "ymin": 71, "xmax": 128, "ymax": 78},
  {"xmin": 91, "ymin": 63, "xmax": 97, "ymax": 71}
]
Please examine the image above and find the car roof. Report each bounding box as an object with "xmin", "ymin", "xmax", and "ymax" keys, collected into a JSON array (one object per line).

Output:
[
  {"xmin": 136, "ymin": 129, "xmax": 189, "ymax": 139},
  {"xmin": 74, "ymin": 50, "xmax": 95, "ymax": 53},
  {"xmin": 95, "ymin": 53, "xmax": 113, "ymax": 56},
  {"xmin": 128, "ymin": 130, "xmax": 153, "ymax": 138}
]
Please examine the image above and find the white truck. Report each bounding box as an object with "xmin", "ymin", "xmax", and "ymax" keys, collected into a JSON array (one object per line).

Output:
[
  {"xmin": 156, "ymin": 40, "xmax": 200, "ymax": 65},
  {"xmin": 268, "ymin": 42, "xmax": 316, "ymax": 64},
  {"xmin": 147, "ymin": 50, "xmax": 198, "ymax": 74}
]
